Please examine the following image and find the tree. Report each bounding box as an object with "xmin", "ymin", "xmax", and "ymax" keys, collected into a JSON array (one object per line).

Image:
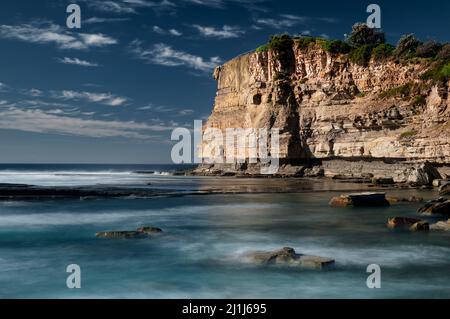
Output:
[
  {"xmin": 395, "ymin": 34, "xmax": 421, "ymax": 58},
  {"xmin": 415, "ymin": 40, "xmax": 442, "ymax": 58},
  {"xmin": 347, "ymin": 23, "xmax": 385, "ymax": 47}
]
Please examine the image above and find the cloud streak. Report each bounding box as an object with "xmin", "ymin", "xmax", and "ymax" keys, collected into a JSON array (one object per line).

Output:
[
  {"xmin": 0, "ymin": 105, "xmax": 172, "ymax": 139},
  {"xmin": 0, "ymin": 21, "xmax": 117, "ymax": 50},
  {"xmin": 192, "ymin": 25, "xmax": 244, "ymax": 38},
  {"xmin": 57, "ymin": 57, "xmax": 100, "ymax": 67},
  {"xmin": 130, "ymin": 41, "xmax": 221, "ymax": 72},
  {"xmin": 152, "ymin": 26, "xmax": 182, "ymax": 36},
  {"xmin": 52, "ymin": 90, "xmax": 129, "ymax": 106}
]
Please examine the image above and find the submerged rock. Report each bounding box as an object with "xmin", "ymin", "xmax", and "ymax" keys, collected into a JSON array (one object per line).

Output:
[
  {"xmin": 386, "ymin": 196, "xmax": 424, "ymax": 204},
  {"xmin": 96, "ymin": 226, "xmax": 163, "ymax": 239},
  {"xmin": 330, "ymin": 192, "xmax": 390, "ymax": 207},
  {"xmin": 246, "ymin": 247, "xmax": 334, "ymax": 269},
  {"xmin": 136, "ymin": 226, "xmax": 163, "ymax": 234},
  {"xmin": 418, "ymin": 198, "xmax": 450, "ymax": 216},
  {"xmin": 387, "ymin": 217, "xmax": 429, "ymax": 231},
  {"xmin": 95, "ymin": 231, "xmax": 145, "ymax": 239}
]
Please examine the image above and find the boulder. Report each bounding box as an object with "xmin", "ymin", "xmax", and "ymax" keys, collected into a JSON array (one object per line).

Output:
[
  {"xmin": 303, "ymin": 166, "xmax": 325, "ymax": 177},
  {"xmin": 372, "ymin": 177, "xmax": 395, "ymax": 185},
  {"xmin": 430, "ymin": 220, "xmax": 450, "ymax": 231},
  {"xmin": 247, "ymin": 247, "xmax": 334, "ymax": 269},
  {"xmin": 439, "ymin": 183, "xmax": 450, "ymax": 196},
  {"xmin": 330, "ymin": 192, "xmax": 390, "ymax": 207},
  {"xmin": 433, "ymin": 179, "xmax": 448, "ymax": 187},
  {"xmin": 95, "ymin": 231, "xmax": 144, "ymax": 239},
  {"xmin": 96, "ymin": 226, "xmax": 163, "ymax": 239},
  {"xmin": 418, "ymin": 198, "xmax": 450, "ymax": 216},
  {"xmin": 136, "ymin": 226, "xmax": 163, "ymax": 234},
  {"xmin": 387, "ymin": 196, "xmax": 423, "ymax": 204},
  {"xmin": 406, "ymin": 162, "xmax": 442, "ymax": 186},
  {"xmin": 387, "ymin": 217, "xmax": 429, "ymax": 231},
  {"xmin": 410, "ymin": 221, "xmax": 430, "ymax": 231}
]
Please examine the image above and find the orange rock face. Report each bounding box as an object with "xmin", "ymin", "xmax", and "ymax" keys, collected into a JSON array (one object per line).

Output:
[{"xmin": 199, "ymin": 43, "xmax": 450, "ymax": 176}]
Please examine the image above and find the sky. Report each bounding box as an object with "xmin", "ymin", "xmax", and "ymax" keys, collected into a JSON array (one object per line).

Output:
[{"xmin": 0, "ymin": 0, "xmax": 449, "ymax": 164}]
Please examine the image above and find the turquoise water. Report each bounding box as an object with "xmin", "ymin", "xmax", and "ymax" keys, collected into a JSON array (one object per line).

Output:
[{"xmin": 0, "ymin": 165, "xmax": 449, "ymax": 298}]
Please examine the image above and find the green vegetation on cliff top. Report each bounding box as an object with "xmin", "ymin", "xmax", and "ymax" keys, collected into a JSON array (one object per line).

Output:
[{"xmin": 255, "ymin": 22, "xmax": 450, "ymax": 82}]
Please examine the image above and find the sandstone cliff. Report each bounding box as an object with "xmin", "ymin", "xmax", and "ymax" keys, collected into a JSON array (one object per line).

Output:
[{"xmin": 197, "ymin": 41, "xmax": 450, "ymax": 183}]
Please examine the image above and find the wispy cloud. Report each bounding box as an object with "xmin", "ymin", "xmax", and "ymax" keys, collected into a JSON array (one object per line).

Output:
[
  {"xmin": 0, "ymin": 105, "xmax": 173, "ymax": 139},
  {"xmin": 138, "ymin": 103, "xmax": 194, "ymax": 116},
  {"xmin": 84, "ymin": 17, "xmax": 130, "ymax": 24},
  {"xmin": 52, "ymin": 90, "xmax": 129, "ymax": 106},
  {"xmin": 152, "ymin": 26, "xmax": 182, "ymax": 36},
  {"xmin": 0, "ymin": 21, "xmax": 117, "ymax": 50},
  {"xmin": 130, "ymin": 41, "xmax": 221, "ymax": 72},
  {"xmin": 192, "ymin": 25, "xmax": 244, "ymax": 39},
  {"xmin": 255, "ymin": 14, "xmax": 338, "ymax": 29},
  {"xmin": 80, "ymin": 0, "xmax": 176, "ymax": 14},
  {"xmin": 58, "ymin": 57, "xmax": 100, "ymax": 67},
  {"xmin": 0, "ymin": 82, "xmax": 8, "ymax": 92},
  {"xmin": 182, "ymin": 0, "xmax": 267, "ymax": 11}
]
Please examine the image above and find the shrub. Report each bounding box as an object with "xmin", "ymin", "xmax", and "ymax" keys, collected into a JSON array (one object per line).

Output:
[
  {"xmin": 411, "ymin": 95, "xmax": 427, "ymax": 107},
  {"xmin": 399, "ymin": 130, "xmax": 417, "ymax": 140},
  {"xmin": 294, "ymin": 36, "xmax": 316, "ymax": 50},
  {"xmin": 347, "ymin": 23, "xmax": 385, "ymax": 47},
  {"xmin": 256, "ymin": 44, "xmax": 269, "ymax": 53},
  {"xmin": 267, "ymin": 34, "xmax": 294, "ymax": 61},
  {"xmin": 349, "ymin": 45, "xmax": 372, "ymax": 65},
  {"xmin": 421, "ymin": 62, "xmax": 450, "ymax": 83},
  {"xmin": 395, "ymin": 34, "xmax": 420, "ymax": 58},
  {"xmin": 321, "ymin": 39, "xmax": 351, "ymax": 54},
  {"xmin": 415, "ymin": 40, "xmax": 442, "ymax": 58},
  {"xmin": 437, "ymin": 43, "xmax": 450, "ymax": 61},
  {"xmin": 378, "ymin": 83, "xmax": 414, "ymax": 99},
  {"xmin": 268, "ymin": 34, "xmax": 293, "ymax": 52},
  {"xmin": 372, "ymin": 43, "xmax": 395, "ymax": 61}
]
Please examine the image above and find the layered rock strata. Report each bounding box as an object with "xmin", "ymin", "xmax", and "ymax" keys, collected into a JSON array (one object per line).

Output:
[{"xmin": 196, "ymin": 43, "xmax": 450, "ymax": 183}]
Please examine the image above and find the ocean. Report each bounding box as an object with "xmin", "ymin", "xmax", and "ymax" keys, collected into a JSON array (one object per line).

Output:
[{"xmin": 0, "ymin": 164, "xmax": 449, "ymax": 298}]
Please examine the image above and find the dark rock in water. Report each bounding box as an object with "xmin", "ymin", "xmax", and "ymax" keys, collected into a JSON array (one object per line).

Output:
[
  {"xmin": 410, "ymin": 221, "xmax": 430, "ymax": 231},
  {"xmin": 220, "ymin": 171, "xmax": 236, "ymax": 177},
  {"xmin": 372, "ymin": 177, "xmax": 395, "ymax": 185},
  {"xmin": 134, "ymin": 170, "xmax": 155, "ymax": 174},
  {"xmin": 0, "ymin": 183, "xmax": 172, "ymax": 200},
  {"xmin": 246, "ymin": 247, "xmax": 334, "ymax": 269},
  {"xmin": 96, "ymin": 226, "xmax": 163, "ymax": 239},
  {"xmin": 96, "ymin": 231, "xmax": 145, "ymax": 239},
  {"xmin": 331, "ymin": 175, "xmax": 372, "ymax": 183},
  {"xmin": 387, "ymin": 196, "xmax": 423, "ymax": 204},
  {"xmin": 439, "ymin": 183, "xmax": 450, "ymax": 196},
  {"xmin": 418, "ymin": 198, "xmax": 450, "ymax": 216},
  {"xmin": 330, "ymin": 192, "xmax": 390, "ymax": 207},
  {"xmin": 136, "ymin": 226, "xmax": 163, "ymax": 234},
  {"xmin": 387, "ymin": 217, "xmax": 429, "ymax": 231}
]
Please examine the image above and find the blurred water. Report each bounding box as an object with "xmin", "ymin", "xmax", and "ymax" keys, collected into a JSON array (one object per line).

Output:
[{"xmin": 0, "ymin": 165, "xmax": 449, "ymax": 298}]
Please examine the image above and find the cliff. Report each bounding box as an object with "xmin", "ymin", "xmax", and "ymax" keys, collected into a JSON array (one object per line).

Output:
[{"xmin": 196, "ymin": 41, "xmax": 450, "ymax": 183}]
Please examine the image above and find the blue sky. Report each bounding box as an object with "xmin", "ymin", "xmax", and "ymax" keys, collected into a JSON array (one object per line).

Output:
[{"xmin": 0, "ymin": 0, "xmax": 449, "ymax": 164}]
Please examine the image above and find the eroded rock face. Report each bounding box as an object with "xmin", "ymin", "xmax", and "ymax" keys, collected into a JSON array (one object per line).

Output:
[{"xmin": 200, "ymin": 44, "xmax": 450, "ymax": 178}]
